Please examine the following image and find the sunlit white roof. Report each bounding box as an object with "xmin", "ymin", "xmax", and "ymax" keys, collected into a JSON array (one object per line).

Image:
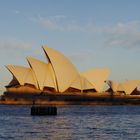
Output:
[
  {"xmin": 6, "ymin": 65, "xmax": 38, "ymax": 88},
  {"xmin": 43, "ymin": 45, "xmax": 79, "ymax": 92},
  {"xmin": 27, "ymin": 57, "xmax": 57, "ymax": 90},
  {"xmin": 82, "ymin": 68, "xmax": 110, "ymax": 92}
]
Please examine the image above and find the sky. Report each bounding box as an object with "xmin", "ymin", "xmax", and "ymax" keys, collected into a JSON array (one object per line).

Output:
[{"xmin": 0, "ymin": 0, "xmax": 140, "ymax": 92}]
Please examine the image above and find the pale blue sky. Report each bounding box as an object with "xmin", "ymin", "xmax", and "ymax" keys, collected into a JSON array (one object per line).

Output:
[{"xmin": 1, "ymin": 0, "xmax": 140, "ymax": 92}]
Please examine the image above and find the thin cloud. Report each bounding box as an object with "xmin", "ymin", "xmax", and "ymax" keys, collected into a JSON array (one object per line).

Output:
[
  {"xmin": 68, "ymin": 51, "xmax": 94, "ymax": 62},
  {"xmin": 34, "ymin": 15, "xmax": 98, "ymax": 32},
  {"xmin": 13, "ymin": 10, "xmax": 20, "ymax": 14},
  {"xmin": 67, "ymin": 51, "xmax": 95, "ymax": 71},
  {"xmin": 33, "ymin": 15, "xmax": 140, "ymax": 50},
  {"xmin": 0, "ymin": 38, "xmax": 33, "ymax": 50},
  {"xmin": 104, "ymin": 21, "xmax": 140, "ymax": 50}
]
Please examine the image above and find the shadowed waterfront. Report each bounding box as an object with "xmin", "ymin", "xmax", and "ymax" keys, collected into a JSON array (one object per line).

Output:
[
  {"xmin": 0, "ymin": 105, "xmax": 140, "ymax": 139},
  {"xmin": 2, "ymin": 92, "xmax": 140, "ymax": 105}
]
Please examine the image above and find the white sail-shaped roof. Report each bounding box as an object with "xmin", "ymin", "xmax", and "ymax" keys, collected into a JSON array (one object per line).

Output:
[
  {"xmin": 6, "ymin": 65, "xmax": 38, "ymax": 88},
  {"xmin": 119, "ymin": 80, "xmax": 140, "ymax": 95},
  {"xmin": 70, "ymin": 75, "xmax": 94, "ymax": 90},
  {"xmin": 107, "ymin": 80, "xmax": 119, "ymax": 92},
  {"xmin": 43, "ymin": 45, "xmax": 79, "ymax": 92},
  {"xmin": 82, "ymin": 68, "xmax": 110, "ymax": 92},
  {"xmin": 117, "ymin": 84, "xmax": 124, "ymax": 92},
  {"xmin": 27, "ymin": 57, "xmax": 57, "ymax": 90}
]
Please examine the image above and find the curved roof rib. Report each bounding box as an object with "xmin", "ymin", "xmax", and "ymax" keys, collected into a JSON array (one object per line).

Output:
[
  {"xmin": 43, "ymin": 45, "xmax": 79, "ymax": 92},
  {"xmin": 6, "ymin": 65, "xmax": 38, "ymax": 88},
  {"xmin": 27, "ymin": 57, "xmax": 57, "ymax": 91},
  {"xmin": 82, "ymin": 68, "xmax": 110, "ymax": 92}
]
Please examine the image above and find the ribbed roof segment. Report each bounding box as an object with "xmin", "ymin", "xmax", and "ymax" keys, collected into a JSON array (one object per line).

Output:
[
  {"xmin": 70, "ymin": 75, "xmax": 94, "ymax": 90},
  {"xmin": 27, "ymin": 57, "xmax": 57, "ymax": 90},
  {"xmin": 6, "ymin": 65, "xmax": 38, "ymax": 88},
  {"xmin": 119, "ymin": 80, "xmax": 140, "ymax": 95},
  {"xmin": 82, "ymin": 68, "xmax": 110, "ymax": 92},
  {"xmin": 107, "ymin": 80, "xmax": 140, "ymax": 95},
  {"xmin": 43, "ymin": 45, "xmax": 79, "ymax": 92}
]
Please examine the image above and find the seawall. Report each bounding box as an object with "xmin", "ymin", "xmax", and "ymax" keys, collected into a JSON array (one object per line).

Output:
[{"xmin": 1, "ymin": 92, "xmax": 140, "ymax": 105}]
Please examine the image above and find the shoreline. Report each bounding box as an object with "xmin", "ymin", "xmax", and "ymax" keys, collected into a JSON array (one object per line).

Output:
[{"xmin": 1, "ymin": 92, "xmax": 140, "ymax": 105}]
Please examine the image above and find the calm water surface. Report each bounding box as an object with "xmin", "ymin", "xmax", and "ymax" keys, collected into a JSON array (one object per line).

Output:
[{"xmin": 0, "ymin": 105, "xmax": 140, "ymax": 140}]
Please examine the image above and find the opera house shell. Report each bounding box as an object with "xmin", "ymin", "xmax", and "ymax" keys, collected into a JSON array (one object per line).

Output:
[
  {"xmin": 5, "ymin": 45, "xmax": 110, "ymax": 94},
  {"xmin": 107, "ymin": 80, "xmax": 140, "ymax": 95}
]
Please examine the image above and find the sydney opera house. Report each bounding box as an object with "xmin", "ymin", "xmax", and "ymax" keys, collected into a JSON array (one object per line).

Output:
[
  {"xmin": 5, "ymin": 45, "xmax": 110, "ymax": 94},
  {"xmin": 2, "ymin": 45, "xmax": 140, "ymax": 105}
]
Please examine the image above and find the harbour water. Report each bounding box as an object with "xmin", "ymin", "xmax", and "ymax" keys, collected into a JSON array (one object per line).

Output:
[{"xmin": 0, "ymin": 105, "xmax": 140, "ymax": 140}]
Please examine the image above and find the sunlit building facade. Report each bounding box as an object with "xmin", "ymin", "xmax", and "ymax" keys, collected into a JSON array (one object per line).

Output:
[{"xmin": 6, "ymin": 45, "xmax": 110, "ymax": 94}]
